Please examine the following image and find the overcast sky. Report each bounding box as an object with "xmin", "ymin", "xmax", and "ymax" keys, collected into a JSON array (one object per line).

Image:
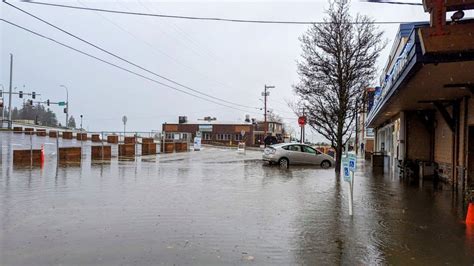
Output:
[{"xmin": 1, "ymin": 0, "xmax": 434, "ymax": 141}]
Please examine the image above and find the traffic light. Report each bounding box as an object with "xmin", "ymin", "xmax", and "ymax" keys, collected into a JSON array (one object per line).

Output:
[
  {"xmin": 0, "ymin": 90, "xmax": 2, "ymax": 97},
  {"xmin": 27, "ymin": 99, "xmax": 33, "ymax": 106},
  {"xmin": 46, "ymin": 99, "xmax": 50, "ymax": 106},
  {"xmin": 32, "ymin": 92, "xmax": 36, "ymax": 99},
  {"xmin": 19, "ymin": 91, "xmax": 23, "ymax": 98},
  {"xmin": 63, "ymin": 107, "xmax": 67, "ymax": 114}
]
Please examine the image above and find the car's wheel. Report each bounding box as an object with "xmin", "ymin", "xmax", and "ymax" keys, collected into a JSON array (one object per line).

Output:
[
  {"xmin": 320, "ymin": 160, "xmax": 331, "ymax": 169},
  {"xmin": 279, "ymin": 158, "xmax": 289, "ymax": 169},
  {"xmin": 268, "ymin": 161, "xmax": 273, "ymax": 166}
]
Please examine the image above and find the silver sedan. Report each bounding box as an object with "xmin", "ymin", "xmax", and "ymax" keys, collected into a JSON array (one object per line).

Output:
[{"xmin": 262, "ymin": 143, "xmax": 335, "ymax": 169}]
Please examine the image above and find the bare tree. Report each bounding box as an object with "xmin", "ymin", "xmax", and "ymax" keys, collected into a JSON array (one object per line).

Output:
[
  {"xmin": 267, "ymin": 109, "xmax": 283, "ymax": 123},
  {"xmin": 294, "ymin": 0, "xmax": 385, "ymax": 173}
]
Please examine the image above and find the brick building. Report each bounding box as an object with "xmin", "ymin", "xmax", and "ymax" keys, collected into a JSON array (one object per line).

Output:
[
  {"xmin": 162, "ymin": 116, "xmax": 283, "ymax": 147},
  {"xmin": 366, "ymin": 2, "xmax": 474, "ymax": 192}
]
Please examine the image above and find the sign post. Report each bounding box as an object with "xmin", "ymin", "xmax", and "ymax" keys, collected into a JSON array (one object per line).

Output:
[
  {"xmin": 237, "ymin": 130, "xmax": 246, "ymax": 154},
  {"xmin": 298, "ymin": 116, "xmax": 306, "ymax": 144},
  {"xmin": 344, "ymin": 154, "xmax": 357, "ymax": 216},
  {"xmin": 193, "ymin": 136, "xmax": 202, "ymax": 151},
  {"xmin": 122, "ymin": 115, "xmax": 127, "ymax": 140}
]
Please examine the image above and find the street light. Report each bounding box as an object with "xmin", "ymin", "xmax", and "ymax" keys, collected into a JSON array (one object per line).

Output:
[
  {"xmin": 263, "ymin": 84, "xmax": 275, "ymax": 141},
  {"xmin": 60, "ymin": 85, "xmax": 69, "ymax": 128}
]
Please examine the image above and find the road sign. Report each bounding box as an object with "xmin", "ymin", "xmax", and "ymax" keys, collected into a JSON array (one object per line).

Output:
[
  {"xmin": 193, "ymin": 137, "xmax": 201, "ymax": 151},
  {"xmin": 58, "ymin": 101, "xmax": 66, "ymax": 106},
  {"xmin": 349, "ymin": 154, "xmax": 357, "ymax": 172},
  {"xmin": 343, "ymin": 162, "xmax": 351, "ymax": 182},
  {"xmin": 298, "ymin": 116, "xmax": 306, "ymax": 126}
]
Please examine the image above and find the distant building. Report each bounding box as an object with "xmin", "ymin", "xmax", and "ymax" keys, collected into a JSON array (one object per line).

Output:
[
  {"xmin": 252, "ymin": 121, "xmax": 284, "ymax": 146},
  {"xmin": 356, "ymin": 87, "xmax": 376, "ymax": 158},
  {"xmin": 162, "ymin": 116, "xmax": 284, "ymax": 147}
]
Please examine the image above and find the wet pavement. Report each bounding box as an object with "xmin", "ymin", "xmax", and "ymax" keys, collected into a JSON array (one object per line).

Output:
[{"xmin": 1, "ymin": 132, "xmax": 474, "ymax": 265}]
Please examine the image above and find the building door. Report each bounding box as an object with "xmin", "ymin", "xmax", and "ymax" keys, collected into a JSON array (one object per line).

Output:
[{"xmin": 467, "ymin": 126, "xmax": 474, "ymax": 188}]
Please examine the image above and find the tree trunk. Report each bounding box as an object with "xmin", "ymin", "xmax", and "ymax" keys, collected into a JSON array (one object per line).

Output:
[
  {"xmin": 334, "ymin": 118, "xmax": 344, "ymax": 173},
  {"xmin": 335, "ymin": 141, "xmax": 343, "ymax": 173}
]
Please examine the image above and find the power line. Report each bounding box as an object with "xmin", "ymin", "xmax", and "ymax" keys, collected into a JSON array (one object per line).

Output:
[
  {"xmin": 17, "ymin": 0, "xmax": 410, "ymax": 25},
  {"xmin": 76, "ymin": 0, "xmax": 237, "ymax": 93},
  {"xmin": 3, "ymin": 0, "xmax": 259, "ymax": 110},
  {"xmin": 0, "ymin": 18, "xmax": 262, "ymax": 115}
]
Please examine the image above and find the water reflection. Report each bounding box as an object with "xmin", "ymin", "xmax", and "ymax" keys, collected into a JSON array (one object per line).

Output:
[{"xmin": 1, "ymin": 134, "xmax": 473, "ymax": 265}]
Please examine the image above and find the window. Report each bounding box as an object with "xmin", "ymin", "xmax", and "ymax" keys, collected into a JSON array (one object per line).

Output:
[
  {"xmin": 302, "ymin": 145, "xmax": 319, "ymax": 155},
  {"xmin": 286, "ymin": 145, "xmax": 301, "ymax": 152},
  {"xmin": 182, "ymin": 133, "xmax": 188, "ymax": 140},
  {"xmin": 216, "ymin": 134, "xmax": 230, "ymax": 141},
  {"xmin": 203, "ymin": 133, "xmax": 211, "ymax": 140},
  {"xmin": 235, "ymin": 134, "xmax": 242, "ymax": 141}
]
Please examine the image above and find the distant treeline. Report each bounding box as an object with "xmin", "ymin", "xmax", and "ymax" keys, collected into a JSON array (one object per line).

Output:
[{"xmin": 3, "ymin": 103, "xmax": 60, "ymax": 127}]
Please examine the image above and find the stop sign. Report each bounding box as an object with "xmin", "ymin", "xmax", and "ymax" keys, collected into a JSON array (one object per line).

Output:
[{"xmin": 298, "ymin": 116, "xmax": 306, "ymax": 126}]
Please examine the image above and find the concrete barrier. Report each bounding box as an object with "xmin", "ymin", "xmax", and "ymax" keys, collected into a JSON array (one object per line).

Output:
[
  {"xmin": 91, "ymin": 134, "xmax": 101, "ymax": 142},
  {"xmin": 142, "ymin": 143, "xmax": 157, "ymax": 155},
  {"xmin": 49, "ymin": 130, "xmax": 58, "ymax": 138},
  {"xmin": 36, "ymin": 129, "xmax": 47, "ymax": 137},
  {"xmin": 175, "ymin": 142, "xmax": 188, "ymax": 152},
  {"xmin": 91, "ymin": 145, "xmax": 111, "ymax": 160},
  {"xmin": 161, "ymin": 142, "xmax": 175, "ymax": 153},
  {"xmin": 13, "ymin": 149, "xmax": 42, "ymax": 165},
  {"xmin": 58, "ymin": 147, "xmax": 81, "ymax": 162},
  {"xmin": 13, "ymin": 127, "xmax": 23, "ymax": 133},
  {"xmin": 62, "ymin": 131, "xmax": 73, "ymax": 139},
  {"xmin": 24, "ymin": 128, "xmax": 34, "ymax": 135},
  {"xmin": 107, "ymin": 135, "xmax": 118, "ymax": 144},
  {"xmin": 124, "ymin": 136, "xmax": 136, "ymax": 144},
  {"xmin": 118, "ymin": 144, "xmax": 135, "ymax": 157},
  {"xmin": 76, "ymin": 132, "xmax": 87, "ymax": 141}
]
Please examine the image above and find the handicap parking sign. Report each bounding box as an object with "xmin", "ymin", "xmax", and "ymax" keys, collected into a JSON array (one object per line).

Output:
[
  {"xmin": 343, "ymin": 163, "xmax": 351, "ymax": 182},
  {"xmin": 348, "ymin": 155, "xmax": 356, "ymax": 172}
]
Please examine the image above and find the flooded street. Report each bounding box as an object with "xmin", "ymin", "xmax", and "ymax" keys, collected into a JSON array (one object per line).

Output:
[{"xmin": 1, "ymin": 132, "xmax": 473, "ymax": 265}]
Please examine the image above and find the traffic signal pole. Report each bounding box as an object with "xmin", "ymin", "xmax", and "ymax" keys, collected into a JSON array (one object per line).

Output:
[
  {"xmin": 8, "ymin": 54, "xmax": 13, "ymax": 129},
  {"xmin": 264, "ymin": 85, "xmax": 268, "ymax": 137}
]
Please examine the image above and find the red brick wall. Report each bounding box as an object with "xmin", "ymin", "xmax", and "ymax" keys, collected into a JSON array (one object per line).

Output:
[{"xmin": 163, "ymin": 123, "xmax": 254, "ymax": 147}]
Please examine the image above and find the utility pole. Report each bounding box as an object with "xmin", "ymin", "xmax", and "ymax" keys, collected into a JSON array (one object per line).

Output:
[
  {"xmin": 8, "ymin": 54, "xmax": 13, "ymax": 129},
  {"xmin": 262, "ymin": 84, "xmax": 275, "ymax": 140}
]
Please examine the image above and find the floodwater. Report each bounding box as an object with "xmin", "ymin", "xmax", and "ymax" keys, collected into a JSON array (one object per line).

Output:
[{"xmin": 1, "ymin": 132, "xmax": 473, "ymax": 265}]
